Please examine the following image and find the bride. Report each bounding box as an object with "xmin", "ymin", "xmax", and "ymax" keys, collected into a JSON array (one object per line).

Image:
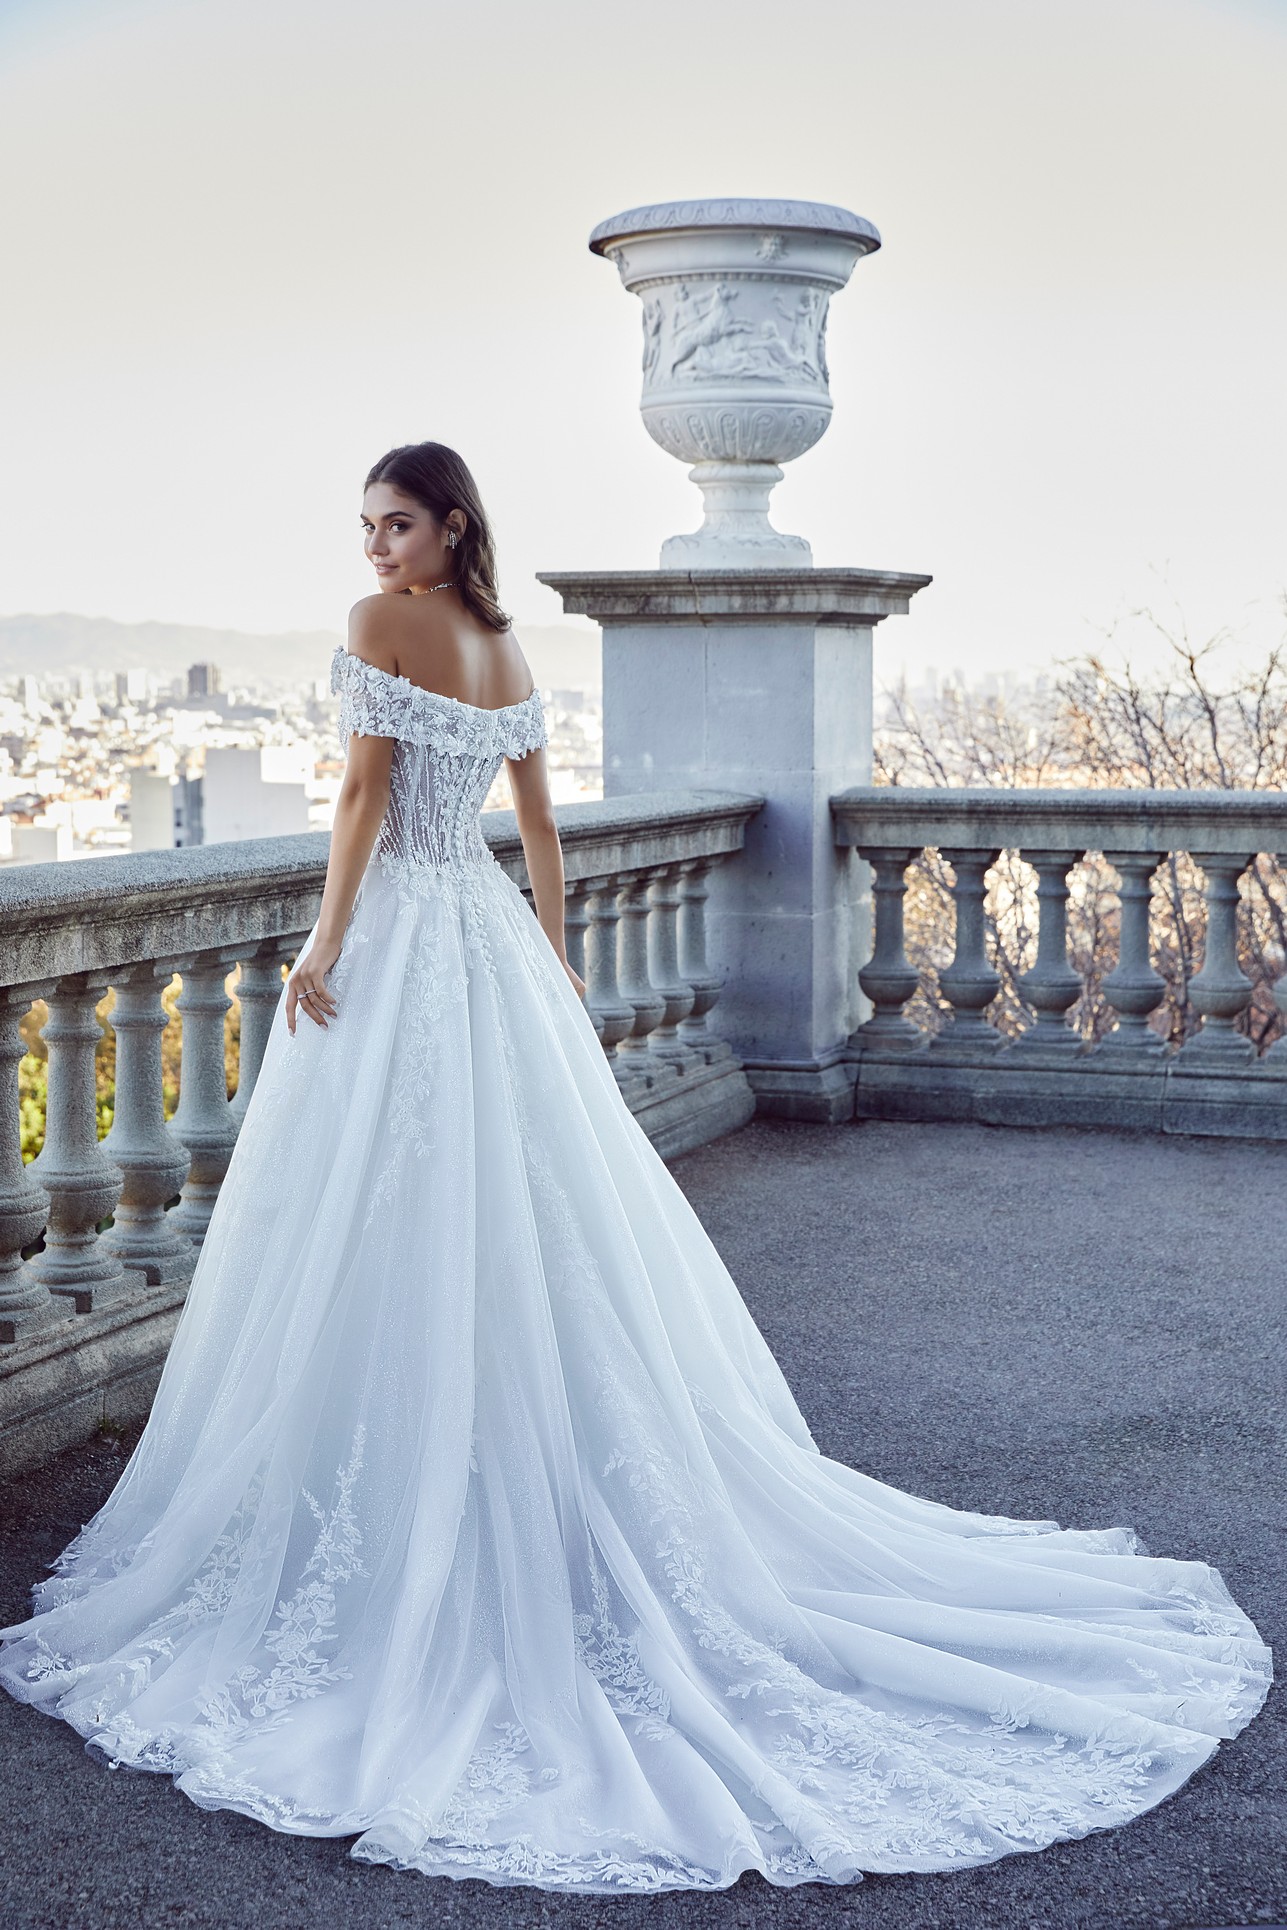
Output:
[{"xmin": 0, "ymin": 442, "xmax": 1271, "ymax": 1893}]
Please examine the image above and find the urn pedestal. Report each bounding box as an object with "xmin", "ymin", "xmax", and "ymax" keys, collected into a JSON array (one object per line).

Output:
[{"xmin": 540, "ymin": 570, "xmax": 930, "ymax": 1120}]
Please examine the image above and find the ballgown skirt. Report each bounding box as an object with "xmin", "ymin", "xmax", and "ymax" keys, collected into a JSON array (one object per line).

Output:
[{"xmin": 0, "ymin": 853, "xmax": 1272, "ymax": 1892}]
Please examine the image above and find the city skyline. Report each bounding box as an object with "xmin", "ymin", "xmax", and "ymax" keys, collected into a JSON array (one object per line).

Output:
[{"xmin": 0, "ymin": 0, "xmax": 1282, "ymax": 683}]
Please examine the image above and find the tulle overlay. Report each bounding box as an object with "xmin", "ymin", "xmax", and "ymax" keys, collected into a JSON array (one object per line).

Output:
[{"xmin": 0, "ymin": 653, "xmax": 1271, "ymax": 1892}]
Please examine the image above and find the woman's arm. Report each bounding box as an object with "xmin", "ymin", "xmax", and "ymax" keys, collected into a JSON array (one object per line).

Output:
[
  {"xmin": 287, "ymin": 734, "xmax": 394, "ymax": 1033},
  {"xmin": 507, "ymin": 746, "xmax": 584, "ymax": 998}
]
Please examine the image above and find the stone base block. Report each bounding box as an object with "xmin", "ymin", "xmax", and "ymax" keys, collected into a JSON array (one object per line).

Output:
[
  {"xmin": 0, "ymin": 1272, "xmax": 192, "ymax": 1478},
  {"xmin": 1163, "ymin": 1061, "xmax": 1287, "ymax": 1138},
  {"xmin": 743, "ymin": 1055, "xmax": 857, "ymax": 1125},
  {"xmin": 97, "ymin": 1232, "xmax": 196, "ymax": 1288},
  {"xmin": 43, "ymin": 1265, "xmax": 150, "ymax": 1317},
  {"xmin": 629, "ymin": 1054, "xmax": 756, "ymax": 1160},
  {"xmin": 851, "ymin": 1036, "xmax": 1287, "ymax": 1140},
  {"xmin": 0, "ymin": 1289, "xmax": 63, "ymax": 1349}
]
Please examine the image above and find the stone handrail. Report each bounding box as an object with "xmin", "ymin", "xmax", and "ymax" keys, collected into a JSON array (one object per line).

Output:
[
  {"xmin": 832, "ymin": 786, "xmax": 1287, "ymax": 855},
  {"xmin": 0, "ymin": 789, "xmax": 762, "ymax": 988},
  {"xmin": 831, "ymin": 785, "xmax": 1287, "ymax": 1139},
  {"xmin": 0, "ymin": 789, "xmax": 762, "ymax": 1473}
]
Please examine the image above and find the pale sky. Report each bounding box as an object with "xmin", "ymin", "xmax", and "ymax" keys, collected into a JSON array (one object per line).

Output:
[{"xmin": 0, "ymin": 0, "xmax": 1283, "ymax": 680}]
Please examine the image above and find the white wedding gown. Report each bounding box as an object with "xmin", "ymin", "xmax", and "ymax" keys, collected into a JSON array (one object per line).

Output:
[{"xmin": 0, "ymin": 645, "xmax": 1271, "ymax": 1893}]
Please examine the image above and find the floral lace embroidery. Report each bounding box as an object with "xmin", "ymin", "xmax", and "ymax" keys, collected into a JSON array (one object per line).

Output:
[
  {"xmin": 25, "ymin": 1636, "xmax": 87, "ymax": 1685},
  {"xmin": 331, "ymin": 645, "xmax": 547, "ymax": 762},
  {"xmin": 59, "ymin": 1434, "xmax": 369, "ymax": 1770},
  {"xmin": 357, "ymin": 865, "xmax": 510, "ymax": 1230},
  {"xmin": 353, "ymin": 1828, "xmax": 739, "ymax": 1891},
  {"xmin": 573, "ymin": 1552, "xmax": 672, "ymax": 1741},
  {"xmin": 188, "ymin": 1429, "xmax": 367, "ymax": 1746},
  {"xmin": 440, "ymin": 1722, "xmax": 537, "ymax": 1838}
]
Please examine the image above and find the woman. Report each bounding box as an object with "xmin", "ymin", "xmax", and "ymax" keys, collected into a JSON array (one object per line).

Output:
[{"xmin": 0, "ymin": 443, "xmax": 1270, "ymax": 1894}]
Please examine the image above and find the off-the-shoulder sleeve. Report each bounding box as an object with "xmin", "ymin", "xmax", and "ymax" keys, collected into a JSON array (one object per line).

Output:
[
  {"xmin": 495, "ymin": 692, "xmax": 548, "ymax": 762},
  {"xmin": 331, "ymin": 648, "xmax": 411, "ymax": 745},
  {"xmin": 330, "ymin": 647, "xmax": 549, "ymax": 760}
]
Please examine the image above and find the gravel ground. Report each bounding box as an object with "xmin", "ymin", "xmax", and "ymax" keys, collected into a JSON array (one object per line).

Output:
[{"xmin": 0, "ymin": 1118, "xmax": 1282, "ymax": 1930}]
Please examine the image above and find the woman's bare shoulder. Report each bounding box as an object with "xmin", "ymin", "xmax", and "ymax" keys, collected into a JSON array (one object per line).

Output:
[
  {"xmin": 345, "ymin": 595, "xmax": 407, "ymax": 673},
  {"xmin": 491, "ymin": 624, "xmax": 537, "ymax": 700}
]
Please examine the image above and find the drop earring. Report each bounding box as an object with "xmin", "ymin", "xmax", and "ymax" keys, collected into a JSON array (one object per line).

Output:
[{"xmin": 447, "ymin": 530, "xmax": 459, "ymax": 549}]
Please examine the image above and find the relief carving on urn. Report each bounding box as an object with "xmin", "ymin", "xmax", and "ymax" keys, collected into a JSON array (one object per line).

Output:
[{"xmin": 590, "ymin": 199, "xmax": 880, "ymax": 568}]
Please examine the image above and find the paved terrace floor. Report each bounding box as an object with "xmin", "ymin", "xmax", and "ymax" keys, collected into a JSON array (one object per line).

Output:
[{"xmin": 1, "ymin": 1119, "xmax": 1283, "ymax": 1930}]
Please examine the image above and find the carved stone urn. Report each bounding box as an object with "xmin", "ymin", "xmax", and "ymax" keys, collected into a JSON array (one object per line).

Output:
[{"xmin": 589, "ymin": 198, "xmax": 881, "ymax": 569}]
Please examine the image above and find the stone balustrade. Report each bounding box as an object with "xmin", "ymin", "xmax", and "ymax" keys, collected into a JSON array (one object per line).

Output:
[
  {"xmin": 0, "ymin": 789, "xmax": 761, "ymax": 1473},
  {"xmin": 832, "ymin": 786, "xmax": 1287, "ymax": 1136}
]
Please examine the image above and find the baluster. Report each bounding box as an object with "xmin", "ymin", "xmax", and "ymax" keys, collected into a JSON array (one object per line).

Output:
[
  {"xmin": 29, "ymin": 975, "xmax": 127, "ymax": 1308},
  {"xmin": 852, "ymin": 847, "xmax": 920, "ymax": 1048},
  {"xmin": 1179, "ymin": 851, "xmax": 1257, "ymax": 1064},
  {"xmin": 583, "ymin": 878, "xmax": 635, "ymax": 1062},
  {"xmin": 936, "ymin": 848, "xmax": 1003, "ymax": 1050},
  {"xmin": 0, "ymin": 989, "xmax": 55, "ymax": 1343},
  {"xmin": 646, "ymin": 865, "xmax": 696, "ymax": 1063},
  {"xmin": 231, "ymin": 941, "xmax": 290, "ymax": 1123},
  {"xmin": 677, "ymin": 858, "xmax": 730, "ymax": 1060},
  {"xmin": 614, "ymin": 875, "xmax": 666, "ymax": 1065},
  {"xmin": 1267, "ymin": 844, "xmax": 1287, "ymax": 1055},
  {"xmin": 564, "ymin": 879, "xmax": 591, "ymax": 985},
  {"xmin": 1099, "ymin": 851, "xmax": 1167, "ymax": 1053},
  {"xmin": 1267, "ymin": 936, "xmax": 1287, "ymax": 1056},
  {"xmin": 101, "ymin": 963, "xmax": 192, "ymax": 1283},
  {"xmin": 169, "ymin": 951, "xmax": 239, "ymax": 1244},
  {"xmin": 1017, "ymin": 849, "xmax": 1084, "ymax": 1052}
]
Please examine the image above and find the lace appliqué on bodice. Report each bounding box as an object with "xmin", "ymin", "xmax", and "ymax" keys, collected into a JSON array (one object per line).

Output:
[{"xmin": 331, "ymin": 645, "xmax": 547, "ymax": 876}]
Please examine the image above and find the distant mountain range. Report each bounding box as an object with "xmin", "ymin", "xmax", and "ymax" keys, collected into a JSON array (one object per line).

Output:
[{"xmin": 0, "ymin": 613, "xmax": 602, "ymax": 693}]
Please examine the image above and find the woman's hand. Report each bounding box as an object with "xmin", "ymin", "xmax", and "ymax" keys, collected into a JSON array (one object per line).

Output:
[
  {"xmin": 287, "ymin": 936, "xmax": 343, "ymax": 1034},
  {"xmin": 562, "ymin": 958, "xmax": 586, "ymax": 1001}
]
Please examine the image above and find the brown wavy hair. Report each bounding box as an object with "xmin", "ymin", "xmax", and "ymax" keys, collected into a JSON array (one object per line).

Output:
[{"xmin": 363, "ymin": 442, "xmax": 511, "ymax": 632}]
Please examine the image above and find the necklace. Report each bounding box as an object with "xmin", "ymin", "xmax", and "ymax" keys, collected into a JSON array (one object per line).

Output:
[{"xmin": 411, "ymin": 578, "xmax": 455, "ymax": 596}]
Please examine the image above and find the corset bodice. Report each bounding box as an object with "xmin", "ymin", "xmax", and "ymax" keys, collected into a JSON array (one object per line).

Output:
[{"xmin": 331, "ymin": 645, "xmax": 548, "ymax": 873}]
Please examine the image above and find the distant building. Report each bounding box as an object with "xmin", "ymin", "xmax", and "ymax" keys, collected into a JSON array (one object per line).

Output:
[
  {"xmin": 116, "ymin": 668, "xmax": 149, "ymax": 704},
  {"xmin": 10, "ymin": 822, "xmax": 72, "ymax": 864},
  {"xmin": 130, "ymin": 746, "xmax": 312, "ymax": 850},
  {"xmin": 129, "ymin": 772, "xmax": 184, "ymax": 852},
  {"xmin": 187, "ymin": 662, "xmax": 222, "ymax": 699},
  {"xmin": 201, "ymin": 746, "xmax": 310, "ymax": 842},
  {"xmin": 177, "ymin": 773, "xmax": 203, "ymax": 845}
]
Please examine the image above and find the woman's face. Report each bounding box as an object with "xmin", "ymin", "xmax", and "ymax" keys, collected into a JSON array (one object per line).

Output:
[{"xmin": 360, "ymin": 481, "xmax": 461, "ymax": 594}]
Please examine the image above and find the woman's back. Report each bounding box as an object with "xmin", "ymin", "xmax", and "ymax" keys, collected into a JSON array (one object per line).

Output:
[{"xmin": 347, "ymin": 591, "xmax": 536, "ymax": 713}]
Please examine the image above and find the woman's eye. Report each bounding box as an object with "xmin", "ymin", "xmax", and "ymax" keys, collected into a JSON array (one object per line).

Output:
[{"xmin": 389, "ymin": 521, "xmax": 408, "ymax": 532}]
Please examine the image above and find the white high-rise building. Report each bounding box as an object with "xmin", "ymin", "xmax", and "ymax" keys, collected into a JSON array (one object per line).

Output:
[
  {"xmin": 131, "ymin": 747, "xmax": 314, "ymax": 850},
  {"xmin": 130, "ymin": 772, "xmax": 183, "ymax": 852},
  {"xmin": 201, "ymin": 746, "xmax": 312, "ymax": 843},
  {"xmin": 11, "ymin": 822, "xmax": 72, "ymax": 863},
  {"xmin": 116, "ymin": 668, "xmax": 150, "ymax": 704}
]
